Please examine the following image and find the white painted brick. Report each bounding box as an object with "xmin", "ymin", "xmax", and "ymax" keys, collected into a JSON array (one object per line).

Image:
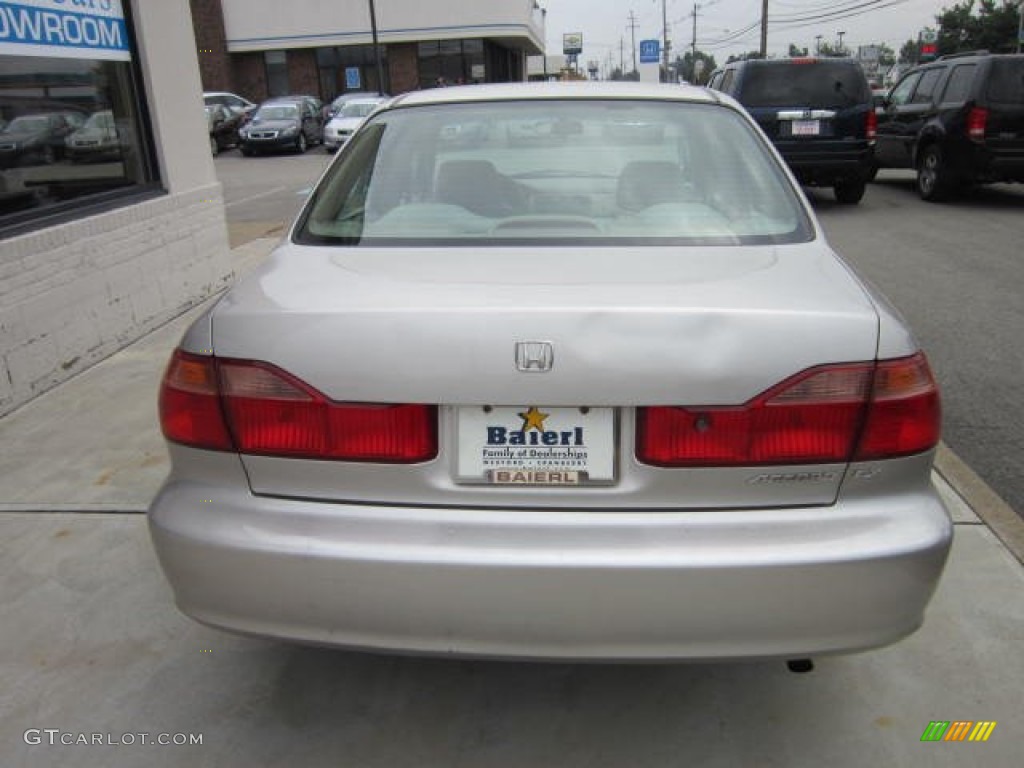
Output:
[
  {"xmin": 5, "ymin": 332, "xmax": 60, "ymax": 396},
  {"xmin": 1, "ymin": 191, "xmax": 230, "ymax": 416}
]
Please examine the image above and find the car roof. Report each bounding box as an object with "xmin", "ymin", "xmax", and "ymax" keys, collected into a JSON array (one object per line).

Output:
[{"xmin": 388, "ymin": 82, "xmax": 720, "ymax": 109}]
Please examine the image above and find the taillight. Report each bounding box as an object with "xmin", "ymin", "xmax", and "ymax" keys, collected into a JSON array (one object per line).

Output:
[
  {"xmin": 218, "ymin": 359, "xmax": 437, "ymax": 462},
  {"xmin": 866, "ymin": 108, "xmax": 877, "ymax": 141},
  {"xmin": 636, "ymin": 353, "xmax": 939, "ymax": 467},
  {"xmin": 854, "ymin": 354, "xmax": 940, "ymax": 460},
  {"xmin": 158, "ymin": 351, "xmax": 437, "ymax": 462},
  {"xmin": 159, "ymin": 350, "xmax": 233, "ymax": 451},
  {"xmin": 967, "ymin": 107, "xmax": 987, "ymax": 142}
]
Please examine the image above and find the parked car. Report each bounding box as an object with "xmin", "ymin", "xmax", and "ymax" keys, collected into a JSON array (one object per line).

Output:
[
  {"xmin": 874, "ymin": 52, "xmax": 1024, "ymax": 201},
  {"xmin": 328, "ymin": 90, "xmax": 389, "ymax": 117},
  {"xmin": 0, "ymin": 111, "xmax": 82, "ymax": 168},
  {"xmin": 203, "ymin": 91, "xmax": 256, "ymax": 120},
  {"xmin": 323, "ymin": 96, "xmax": 386, "ymax": 151},
  {"xmin": 205, "ymin": 103, "xmax": 243, "ymax": 155},
  {"xmin": 150, "ymin": 82, "xmax": 951, "ymax": 664},
  {"xmin": 65, "ymin": 109, "xmax": 123, "ymax": 162},
  {"xmin": 709, "ymin": 57, "xmax": 876, "ymax": 204},
  {"xmin": 238, "ymin": 97, "xmax": 322, "ymax": 155}
]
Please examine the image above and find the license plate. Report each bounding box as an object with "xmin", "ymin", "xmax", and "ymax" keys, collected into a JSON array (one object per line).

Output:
[
  {"xmin": 457, "ymin": 406, "xmax": 615, "ymax": 485},
  {"xmin": 791, "ymin": 120, "xmax": 820, "ymax": 136}
]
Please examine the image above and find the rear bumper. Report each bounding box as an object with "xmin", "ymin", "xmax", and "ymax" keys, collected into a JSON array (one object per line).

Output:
[
  {"xmin": 148, "ymin": 456, "xmax": 952, "ymax": 661},
  {"xmin": 972, "ymin": 146, "xmax": 1024, "ymax": 183},
  {"xmin": 775, "ymin": 142, "xmax": 874, "ymax": 182}
]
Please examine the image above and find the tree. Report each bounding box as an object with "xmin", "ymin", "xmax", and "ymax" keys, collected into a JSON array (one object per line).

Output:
[
  {"xmin": 936, "ymin": 0, "xmax": 1020, "ymax": 55},
  {"xmin": 608, "ymin": 67, "xmax": 639, "ymax": 81},
  {"xmin": 899, "ymin": 38, "xmax": 920, "ymax": 64},
  {"xmin": 817, "ymin": 40, "xmax": 847, "ymax": 57},
  {"xmin": 726, "ymin": 51, "xmax": 764, "ymax": 64},
  {"xmin": 788, "ymin": 43, "xmax": 809, "ymax": 57},
  {"xmin": 674, "ymin": 51, "xmax": 718, "ymax": 84},
  {"xmin": 876, "ymin": 43, "xmax": 897, "ymax": 67}
]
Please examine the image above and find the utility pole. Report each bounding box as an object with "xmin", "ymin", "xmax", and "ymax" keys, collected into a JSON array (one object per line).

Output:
[
  {"xmin": 815, "ymin": 34, "xmax": 822, "ymax": 55},
  {"xmin": 759, "ymin": 0, "xmax": 768, "ymax": 57},
  {"xmin": 692, "ymin": 3, "xmax": 700, "ymax": 66},
  {"xmin": 367, "ymin": 0, "xmax": 385, "ymax": 94},
  {"xmin": 620, "ymin": 36, "xmax": 625, "ymax": 76},
  {"xmin": 662, "ymin": 0, "xmax": 671, "ymax": 83},
  {"xmin": 627, "ymin": 10, "xmax": 638, "ymax": 76}
]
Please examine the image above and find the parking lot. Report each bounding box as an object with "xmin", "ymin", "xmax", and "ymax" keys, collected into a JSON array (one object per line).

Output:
[{"xmin": 2, "ymin": 151, "xmax": 1023, "ymax": 767}]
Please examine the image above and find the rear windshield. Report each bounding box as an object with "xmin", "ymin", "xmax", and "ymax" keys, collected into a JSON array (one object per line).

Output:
[
  {"xmin": 986, "ymin": 59, "xmax": 1024, "ymax": 104},
  {"xmin": 294, "ymin": 99, "xmax": 812, "ymax": 247},
  {"xmin": 738, "ymin": 61, "xmax": 870, "ymax": 108}
]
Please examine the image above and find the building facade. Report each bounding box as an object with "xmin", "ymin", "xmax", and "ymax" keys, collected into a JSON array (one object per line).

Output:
[
  {"xmin": 1, "ymin": 0, "xmax": 232, "ymax": 416},
  {"xmin": 190, "ymin": 0, "xmax": 546, "ymax": 102}
]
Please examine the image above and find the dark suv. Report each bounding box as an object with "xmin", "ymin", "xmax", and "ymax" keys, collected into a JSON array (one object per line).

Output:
[
  {"xmin": 874, "ymin": 52, "xmax": 1024, "ymax": 201},
  {"xmin": 709, "ymin": 58, "xmax": 875, "ymax": 204}
]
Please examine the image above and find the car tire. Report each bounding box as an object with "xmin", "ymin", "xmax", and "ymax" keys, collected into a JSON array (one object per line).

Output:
[
  {"xmin": 296, "ymin": 134, "xmax": 307, "ymax": 154},
  {"xmin": 865, "ymin": 163, "xmax": 879, "ymax": 183},
  {"xmin": 833, "ymin": 176, "xmax": 866, "ymax": 205},
  {"xmin": 41, "ymin": 145, "xmax": 57, "ymax": 164},
  {"xmin": 916, "ymin": 145, "xmax": 954, "ymax": 202},
  {"xmin": 210, "ymin": 136, "xmax": 219, "ymax": 157},
  {"xmin": 240, "ymin": 146, "xmax": 253, "ymax": 157}
]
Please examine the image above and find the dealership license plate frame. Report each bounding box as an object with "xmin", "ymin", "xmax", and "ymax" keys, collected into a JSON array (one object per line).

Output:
[{"xmin": 455, "ymin": 406, "xmax": 617, "ymax": 486}]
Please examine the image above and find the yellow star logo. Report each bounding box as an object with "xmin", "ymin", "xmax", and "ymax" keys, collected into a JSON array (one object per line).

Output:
[{"xmin": 518, "ymin": 406, "xmax": 549, "ymax": 432}]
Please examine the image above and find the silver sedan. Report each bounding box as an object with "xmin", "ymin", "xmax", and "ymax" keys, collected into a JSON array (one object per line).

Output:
[{"xmin": 149, "ymin": 82, "xmax": 951, "ymax": 662}]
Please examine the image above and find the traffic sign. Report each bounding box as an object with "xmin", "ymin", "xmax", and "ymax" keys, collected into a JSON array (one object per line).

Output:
[{"xmin": 639, "ymin": 39, "xmax": 660, "ymax": 64}]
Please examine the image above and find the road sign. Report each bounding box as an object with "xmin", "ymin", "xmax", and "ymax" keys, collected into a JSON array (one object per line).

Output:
[
  {"xmin": 345, "ymin": 67, "xmax": 361, "ymax": 90},
  {"xmin": 563, "ymin": 33, "xmax": 583, "ymax": 55},
  {"xmin": 639, "ymin": 39, "xmax": 660, "ymax": 64}
]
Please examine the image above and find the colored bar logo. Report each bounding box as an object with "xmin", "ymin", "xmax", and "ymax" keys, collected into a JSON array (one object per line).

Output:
[{"xmin": 921, "ymin": 721, "xmax": 997, "ymax": 742}]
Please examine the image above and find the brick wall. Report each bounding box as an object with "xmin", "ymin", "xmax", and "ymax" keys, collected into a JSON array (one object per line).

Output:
[
  {"xmin": 233, "ymin": 53, "xmax": 268, "ymax": 103},
  {"xmin": 0, "ymin": 186, "xmax": 233, "ymax": 416},
  {"xmin": 388, "ymin": 44, "xmax": 419, "ymax": 94},
  {"xmin": 288, "ymin": 49, "xmax": 320, "ymax": 97},
  {"xmin": 189, "ymin": 0, "xmax": 232, "ymax": 93}
]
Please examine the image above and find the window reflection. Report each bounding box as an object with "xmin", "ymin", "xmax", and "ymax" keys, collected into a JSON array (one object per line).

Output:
[{"xmin": 1, "ymin": 53, "xmax": 154, "ymax": 222}]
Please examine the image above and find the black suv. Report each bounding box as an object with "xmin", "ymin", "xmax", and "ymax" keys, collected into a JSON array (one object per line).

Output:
[
  {"xmin": 708, "ymin": 57, "xmax": 875, "ymax": 204},
  {"xmin": 875, "ymin": 52, "xmax": 1024, "ymax": 201}
]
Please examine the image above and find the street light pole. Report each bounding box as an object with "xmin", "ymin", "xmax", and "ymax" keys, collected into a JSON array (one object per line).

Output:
[
  {"xmin": 367, "ymin": 0, "xmax": 385, "ymax": 94},
  {"xmin": 837, "ymin": 30, "xmax": 845, "ymax": 55}
]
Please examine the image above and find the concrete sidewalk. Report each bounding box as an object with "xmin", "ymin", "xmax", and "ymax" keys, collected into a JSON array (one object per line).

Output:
[{"xmin": 1, "ymin": 235, "xmax": 1022, "ymax": 767}]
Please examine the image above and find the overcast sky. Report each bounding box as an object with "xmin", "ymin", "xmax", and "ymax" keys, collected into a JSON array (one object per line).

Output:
[{"xmin": 540, "ymin": 0, "xmax": 957, "ymax": 72}]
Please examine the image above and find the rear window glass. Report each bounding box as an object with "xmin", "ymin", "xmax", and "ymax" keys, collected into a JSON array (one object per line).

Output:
[
  {"xmin": 737, "ymin": 62, "xmax": 870, "ymax": 108},
  {"xmin": 986, "ymin": 59, "xmax": 1024, "ymax": 103},
  {"xmin": 294, "ymin": 100, "xmax": 812, "ymax": 247}
]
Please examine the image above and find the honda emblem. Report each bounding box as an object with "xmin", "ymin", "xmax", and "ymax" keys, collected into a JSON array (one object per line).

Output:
[{"xmin": 515, "ymin": 341, "xmax": 554, "ymax": 373}]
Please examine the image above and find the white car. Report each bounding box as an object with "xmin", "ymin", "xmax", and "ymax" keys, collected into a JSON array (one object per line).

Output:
[
  {"xmin": 150, "ymin": 83, "xmax": 951, "ymax": 664},
  {"xmin": 323, "ymin": 97, "xmax": 386, "ymax": 151}
]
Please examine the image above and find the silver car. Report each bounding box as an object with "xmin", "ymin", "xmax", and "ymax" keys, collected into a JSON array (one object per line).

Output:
[{"xmin": 149, "ymin": 83, "xmax": 951, "ymax": 662}]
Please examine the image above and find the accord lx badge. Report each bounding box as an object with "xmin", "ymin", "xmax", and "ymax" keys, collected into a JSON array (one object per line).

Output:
[{"xmin": 515, "ymin": 341, "xmax": 554, "ymax": 373}]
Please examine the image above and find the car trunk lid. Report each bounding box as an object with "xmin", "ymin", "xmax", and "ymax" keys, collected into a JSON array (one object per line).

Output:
[{"xmin": 209, "ymin": 241, "xmax": 880, "ymax": 509}]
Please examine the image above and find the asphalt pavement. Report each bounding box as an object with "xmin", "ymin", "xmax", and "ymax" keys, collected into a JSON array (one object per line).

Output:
[{"xmin": 1, "ymin": 230, "xmax": 1023, "ymax": 766}]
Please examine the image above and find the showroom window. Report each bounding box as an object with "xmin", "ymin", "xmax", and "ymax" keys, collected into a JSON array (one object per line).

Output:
[
  {"xmin": 0, "ymin": 0, "xmax": 160, "ymax": 234},
  {"xmin": 265, "ymin": 50, "xmax": 288, "ymax": 97},
  {"xmin": 418, "ymin": 39, "xmax": 486, "ymax": 89}
]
